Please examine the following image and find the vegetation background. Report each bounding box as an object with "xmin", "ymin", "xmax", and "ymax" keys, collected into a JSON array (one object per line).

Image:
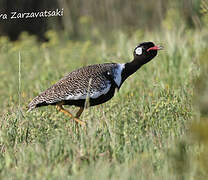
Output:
[{"xmin": 0, "ymin": 0, "xmax": 207, "ymax": 179}]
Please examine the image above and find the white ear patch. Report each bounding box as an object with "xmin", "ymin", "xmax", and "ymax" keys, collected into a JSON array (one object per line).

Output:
[{"xmin": 135, "ymin": 47, "xmax": 142, "ymax": 55}]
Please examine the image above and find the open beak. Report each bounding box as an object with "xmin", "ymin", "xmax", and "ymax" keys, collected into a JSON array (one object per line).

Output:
[{"xmin": 147, "ymin": 45, "xmax": 163, "ymax": 52}]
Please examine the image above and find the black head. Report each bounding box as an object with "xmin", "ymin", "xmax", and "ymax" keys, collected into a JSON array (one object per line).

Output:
[{"xmin": 133, "ymin": 42, "xmax": 163, "ymax": 65}]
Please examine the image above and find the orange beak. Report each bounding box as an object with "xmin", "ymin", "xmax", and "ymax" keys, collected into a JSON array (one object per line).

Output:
[{"xmin": 147, "ymin": 45, "xmax": 163, "ymax": 52}]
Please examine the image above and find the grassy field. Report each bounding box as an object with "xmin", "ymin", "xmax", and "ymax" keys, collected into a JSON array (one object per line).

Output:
[{"xmin": 0, "ymin": 27, "xmax": 207, "ymax": 179}]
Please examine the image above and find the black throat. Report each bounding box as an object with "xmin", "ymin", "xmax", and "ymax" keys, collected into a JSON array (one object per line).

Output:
[
  {"xmin": 121, "ymin": 51, "xmax": 157, "ymax": 85},
  {"xmin": 121, "ymin": 57, "xmax": 145, "ymax": 84}
]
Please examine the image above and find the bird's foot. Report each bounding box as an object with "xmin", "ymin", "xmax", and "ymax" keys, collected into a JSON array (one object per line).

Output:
[{"xmin": 56, "ymin": 105, "xmax": 86, "ymax": 126}]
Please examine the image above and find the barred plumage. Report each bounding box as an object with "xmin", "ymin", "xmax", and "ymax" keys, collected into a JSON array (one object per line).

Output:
[
  {"xmin": 28, "ymin": 63, "xmax": 122, "ymax": 111},
  {"xmin": 28, "ymin": 42, "xmax": 163, "ymax": 125}
]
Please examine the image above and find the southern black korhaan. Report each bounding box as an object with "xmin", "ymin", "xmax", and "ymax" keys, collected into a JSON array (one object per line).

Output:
[{"xmin": 28, "ymin": 42, "xmax": 163, "ymax": 125}]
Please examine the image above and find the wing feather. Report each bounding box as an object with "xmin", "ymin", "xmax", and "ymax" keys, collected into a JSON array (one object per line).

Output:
[{"xmin": 28, "ymin": 63, "xmax": 117, "ymax": 110}]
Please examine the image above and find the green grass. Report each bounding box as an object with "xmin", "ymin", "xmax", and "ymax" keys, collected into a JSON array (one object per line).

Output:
[{"xmin": 0, "ymin": 28, "xmax": 206, "ymax": 179}]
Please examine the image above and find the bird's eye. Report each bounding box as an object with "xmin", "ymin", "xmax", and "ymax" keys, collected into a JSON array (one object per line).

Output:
[{"xmin": 135, "ymin": 47, "xmax": 142, "ymax": 55}]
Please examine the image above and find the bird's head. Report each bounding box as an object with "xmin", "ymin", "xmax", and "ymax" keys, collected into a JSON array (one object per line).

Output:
[{"xmin": 133, "ymin": 42, "xmax": 163, "ymax": 65}]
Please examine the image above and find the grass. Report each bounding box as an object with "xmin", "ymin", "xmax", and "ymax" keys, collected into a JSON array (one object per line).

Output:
[{"xmin": 0, "ymin": 27, "xmax": 207, "ymax": 179}]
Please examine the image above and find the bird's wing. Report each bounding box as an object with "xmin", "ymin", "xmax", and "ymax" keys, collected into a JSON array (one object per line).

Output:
[
  {"xmin": 28, "ymin": 63, "xmax": 117, "ymax": 110},
  {"xmin": 57, "ymin": 63, "xmax": 116, "ymax": 100}
]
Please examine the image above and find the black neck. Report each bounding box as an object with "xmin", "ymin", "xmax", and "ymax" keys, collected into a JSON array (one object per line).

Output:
[{"xmin": 121, "ymin": 59, "xmax": 143, "ymax": 84}]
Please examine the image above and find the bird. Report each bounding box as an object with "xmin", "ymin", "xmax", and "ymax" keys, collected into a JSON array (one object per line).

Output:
[{"xmin": 28, "ymin": 42, "xmax": 163, "ymax": 125}]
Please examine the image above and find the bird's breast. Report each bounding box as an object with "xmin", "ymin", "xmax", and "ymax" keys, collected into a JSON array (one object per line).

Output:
[{"xmin": 112, "ymin": 63, "xmax": 125, "ymax": 88}]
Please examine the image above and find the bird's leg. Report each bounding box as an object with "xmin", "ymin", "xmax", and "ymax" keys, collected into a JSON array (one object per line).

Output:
[
  {"xmin": 75, "ymin": 107, "xmax": 84, "ymax": 118},
  {"xmin": 56, "ymin": 104, "xmax": 86, "ymax": 126},
  {"xmin": 74, "ymin": 107, "xmax": 85, "ymax": 132}
]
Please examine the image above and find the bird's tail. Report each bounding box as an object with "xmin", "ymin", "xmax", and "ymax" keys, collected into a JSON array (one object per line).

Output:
[
  {"xmin": 27, "ymin": 99, "xmax": 38, "ymax": 112},
  {"xmin": 27, "ymin": 95, "xmax": 44, "ymax": 112}
]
